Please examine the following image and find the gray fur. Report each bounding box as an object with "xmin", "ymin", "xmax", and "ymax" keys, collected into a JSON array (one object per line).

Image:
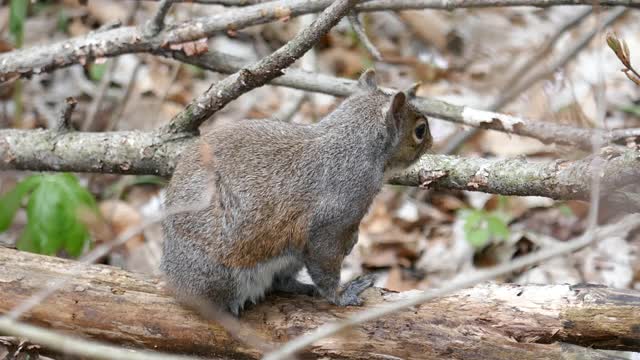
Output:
[{"xmin": 161, "ymin": 71, "xmax": 432, "ymax": 315}]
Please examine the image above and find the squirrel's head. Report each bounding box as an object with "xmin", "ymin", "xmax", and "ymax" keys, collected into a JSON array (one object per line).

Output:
[{"xmin": 356, "ymin": 69, "xmax": 432, "ymax": 172}]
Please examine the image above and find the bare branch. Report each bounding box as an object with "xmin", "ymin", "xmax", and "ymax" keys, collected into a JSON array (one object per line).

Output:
[
  {"xmin": 1, "ymin": 0, "xmax": 637, "ymax": 80},
  {"xmin": 0, "ymin": 129, "xmax": 186, "ymax": 176},
  {"xmin": 348, "ymin": 12, "xmax": 383, "ymax": 61},
  {"xmin": 146, "ymin": 0, "xmax": 176, "ymax": 36},
  {"xmin": 262, "ymin": 213, "xmax": 640, "ymax": 360},
  {"xmin": 163, "ymin": 0, "xmax": 362, "ymax": 134},
  {"xmin": 83, "ymin": 59, "xmax": 117, "ymax": 131},
  {"xmin": 389, "ymin": 148, "xmax": 640, "ymax": 199},
  {"xmin": 56, "ymin": 97, "xmax": 78, "ymax": 132},
  {"xmin": 273, "ymin": 91, "xmax": 307, "ymax": 122},
  {"xmin": 500, "ymin": 7, "xmax": 628, "ymax": 110},
  {"xmin": 107, "ymin": 62, "xmax": 143, "ymax": 131},
  {"xmin": 162, "ymin": 49, "xmax": 634, "ymax": 149},
  {"xmin": 501, "ymin": 7, "xmax": 593, "ymax": 94},
  {"xmin": 355, "ymin": 0, "xmax": 639, "ymax": 10},
  {"xmin": 441, "ymin": 7, "xmax": 626, "ymax": 154},
  {"xmin": 2, "ymin": 128, "xmax": 639, "ymax": 202}
]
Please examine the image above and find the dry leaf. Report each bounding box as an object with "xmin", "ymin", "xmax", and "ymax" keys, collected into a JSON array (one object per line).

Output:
[{"xmin": 98, "ymin": 200, "xmax": 145, "ymax": 252}]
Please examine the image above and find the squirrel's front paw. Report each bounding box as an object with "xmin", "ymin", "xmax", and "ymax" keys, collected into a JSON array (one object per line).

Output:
[
  {"xmin": 334, "ymin": 291, "xmax": 364, "ymax": 306},
  {"xmin": 346, "ymin": 274, "xmax": 375, "ymax": 294},
  {"xmin": 335, "ymin": 274, "xmax": 375, "ymax": 306}
]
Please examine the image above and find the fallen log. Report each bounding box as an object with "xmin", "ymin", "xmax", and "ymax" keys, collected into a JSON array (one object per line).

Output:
[{"xmin": 0, "ymin": 247, "xmax": 638, "ymax": 359}]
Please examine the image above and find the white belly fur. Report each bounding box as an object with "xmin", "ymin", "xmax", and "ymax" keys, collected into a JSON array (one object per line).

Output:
[{"xmin": 229, "ymin": 255, "xmax": 298, "ymax": 313}]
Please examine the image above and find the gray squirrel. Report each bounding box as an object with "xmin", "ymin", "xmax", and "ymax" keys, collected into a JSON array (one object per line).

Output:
[{"xmin": 161, "ymin": 69, "xmax": 432, "ymax": 316}]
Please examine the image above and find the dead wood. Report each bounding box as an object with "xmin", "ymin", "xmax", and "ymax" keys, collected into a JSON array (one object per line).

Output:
[{"xmin": 0, "ymin": 247, "xmax": 638, "ymax": 359}]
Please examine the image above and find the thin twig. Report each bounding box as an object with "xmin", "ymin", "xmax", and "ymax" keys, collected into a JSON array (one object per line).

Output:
[
  {"xmin": 82, "ymin": 60, "xmax": 118, "ymax": 131},
  {"xmin": 585, "ymin": 5, "xmax": 609, "ymax": 235},
  {"xmin": 106, "ymin": 61, "xmax": 143, "ymax": 131},
  {"xmin": 163, "ymin": 0, "xmax": 362, "ymax": 134},
  {"xmin": 0, "ymin": 317, "xmax": 195, "ymax": 360},
  {"xmin": 500, "ymin": 7, "xmax": 627, "ymax": 109},
  {"xmin": 501, "ymin": 7, "xmax": 593, "ymax": 91},
  {"xmin": 440, "ymin": 7, "xmax": 626, "ymax": 154},
  {"xmin": 146, "ymin": 0, "xmax": 175, "ymax": 36},
  {"xmin": 2, "ymin": 0, "xmax": 639, "ymax": 81},
  {"xmin": 56, "ymin": 97, "xmax": 78, "ymax": 132},
  {"xmin": 262, "ymin": 212, "xmax": 640, "ymax": 360},
  {"xmin": 348, "ymin": 12, "xmax": 383, "ymax": 61},
  {"xmin": 273, "ymin": 91, "xmax": 307, "ymax": 122},
  {"xmin": 154, "ymin": 62, "xmax": 182, "ymax": 119},
  {"xmin": 162, "ymin": 49, "xmax": 629, "ymax": 149}
]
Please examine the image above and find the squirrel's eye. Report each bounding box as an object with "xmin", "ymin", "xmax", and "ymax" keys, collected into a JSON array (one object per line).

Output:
[{"xmin": 414, "ymin": 122, "xmax": 427, "ymax": 142}]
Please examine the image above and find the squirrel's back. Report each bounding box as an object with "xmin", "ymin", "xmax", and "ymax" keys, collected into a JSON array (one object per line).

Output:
[{"xmin": 165, "ymin": 89, "xmax": 395, "ymax": 265}]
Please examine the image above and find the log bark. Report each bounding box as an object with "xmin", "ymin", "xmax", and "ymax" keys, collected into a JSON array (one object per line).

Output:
[{"xmin": 0, "ymin": 247, "xmax": 638, "ymax": 359}]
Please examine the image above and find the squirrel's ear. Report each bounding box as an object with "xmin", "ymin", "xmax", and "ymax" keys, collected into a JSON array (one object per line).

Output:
[
  {"xmin": 404, "ymin": 82, "xmax": 421, "ymax": 99},
  {"xmin": 390, "ymin": 91, "xmax": 406, "ymax": 114},
  {"xmin": 385, "ymin": 91, "xmax": 406, "ymax": 129},
  {"xmin": 357, "ymin": 68, "xmax": 377, "ymax": 91}
]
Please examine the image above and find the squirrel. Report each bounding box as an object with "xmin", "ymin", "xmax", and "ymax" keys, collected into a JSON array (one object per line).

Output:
[{"xmin": 160, "ymin": 69, "xmax": 432, "ymax": 316}]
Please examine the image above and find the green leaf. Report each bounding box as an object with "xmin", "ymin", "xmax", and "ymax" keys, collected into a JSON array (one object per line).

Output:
[
  {"xmin": 27, "ymin": 181, "xmax": 68, "ymax": 254},
  {"xmin": 89, "ymin": 63, "xmax": 107, "ymax": 82},
  {"xmin": 557, "ymin": 204, "xmax": 574, "ymax": 217},
  {"xmin": 9, "ymin": 0, "xmax": 28, "ymax": 47},
  {"xmin": 467, "ymin": 228, "xmax": 490, "ymax": 248},
  {"xmin": 0, "ymin": 175, "xmax": 42, "ymax": 231},
  {"xmin": 462, "ymin": 209, "xmax": 484, "ymax": 232},
  {"xmin": 16, "ymin": 226, "xmax": 39, "ymax": 253},
  {"xmin": 54, "ymin": 173, "xmax": 97, "ymax": 209},
  {"xmin": 461, "ymin": 209, "xmax": 492, "ymax": 248},
  {"xmin": 63, "ymin": 221, "xmax": 90, "ymax": 257},
  {"xmin": 487, "ymin": 215, "xmax": 510, "ymax": 240},
  {"xmin": 21, "ymin": 173, "xmax": 96, "ymax": 257}
]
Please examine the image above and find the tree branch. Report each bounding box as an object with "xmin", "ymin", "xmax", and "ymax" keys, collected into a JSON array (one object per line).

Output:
[
  {"xmin": 1, "ymin": 0, "xmax": 637, "ymax": 81},
  {"xmin": 163, "ymin": 0, "xmax": 361, "ymax": 134},
  {"xmin": 2, "ymin": 128, "xmax": 639, "ymax": 202},
  {"xmin": 56, "ymin": 97, "xmax": 78, "ymax": 132},
  {"xmin": 146, "ymin": 0, "xmax": 176, "ymax": 36},
  {"xmin": 0, "ymin": 129, "xmax": 186, "ymax": 176},
  {"xmin": 161, "ymin": 49, "xmax": 637, "ymax": 149},
  {"xmin": 388, "ymin": 148, "xmax": 640, "ymax": 200},
  {"xmin": 348, "ymin": 12, "xmax": 383, "ymax": 61},
  {"xmin": 440, "ymin": 6, "xmax": 599, "ymax": 154}
]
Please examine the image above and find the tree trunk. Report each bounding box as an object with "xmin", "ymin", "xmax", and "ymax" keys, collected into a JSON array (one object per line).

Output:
[{"xmin": 0, "ymin": 247, "xmax": 638, "ymax": 359}]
